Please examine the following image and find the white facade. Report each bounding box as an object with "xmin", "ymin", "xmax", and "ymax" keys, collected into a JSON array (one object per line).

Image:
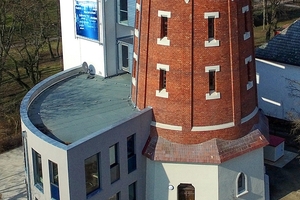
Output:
[
  {"xmin": 256, "ymin": 58, "xmax": 300, "ymax": 120},
  {"xmin": 146, "ymin": 149, "xmax": 265, "ymax": 200},
  {"xmin": 59, "ymin": 0, "xmax": 135, "ymax": 77}
]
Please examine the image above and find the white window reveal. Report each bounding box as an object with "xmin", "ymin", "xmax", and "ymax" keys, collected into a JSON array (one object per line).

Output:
[
  {"xmin": 204, "ymin": 12, "xmax": 220, "ymax": 47},
  {"xmin": 205, "ymin": 65, "xmax": 220, "ymax": 100},
  {"xmin": 236, "ymin": 172, "xmax": 248, "ymax": 197},
  {"xmin": 157, "ymin": 10, "xmax": 171, "ymax": 46}
]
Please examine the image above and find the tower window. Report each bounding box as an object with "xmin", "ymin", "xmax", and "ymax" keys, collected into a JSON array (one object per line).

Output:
[
  {"xmin": 160, "ymin": 69, "xmax": 167, "ymax": 90},
  {"xmin": 157, "ymin": 10, "xmax": 171, "ymax": 46},
  {"xmin": 161, "ymin": 17, "xmax": 168, "ymax": 38},
  {"xmin": 245, "ymin": 55, "xmax": 253, "ymax": 90},
  {"xmin": 236, "ymin": 172, "xmax": 248, "ymax": 197},
  {"xmin": 204, "ymin": 12, "xmax": 220, "ymax": 47},
  {"xmin": 156, "ymin": 63, "xmax": 169, "ymax": 98},
  {"xmin": 242, "ymin": 5, "xmax": 250, "ymax": 40},
  {"xmin": 208, "ymin": 18, "xmax": 214, "ymax": 39},
  {"xmin": 205, "ymin": 65, "xmax": 220, "ymax": 100},
  {"xmin": 209, "ymin": 70, "xmax": 215, "ymax": 91}
]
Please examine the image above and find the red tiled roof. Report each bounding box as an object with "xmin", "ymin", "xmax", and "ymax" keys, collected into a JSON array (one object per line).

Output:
[{"xmin": 143, "ymin": 129, "xmax": 269, "ymax": 164}]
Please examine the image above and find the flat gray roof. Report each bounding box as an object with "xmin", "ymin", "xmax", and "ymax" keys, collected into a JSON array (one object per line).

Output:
[{"xmin": 28, "ymin": 73, "xmax": 138, "ymax": 144}]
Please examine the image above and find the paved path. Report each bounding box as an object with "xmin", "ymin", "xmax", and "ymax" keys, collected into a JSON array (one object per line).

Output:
[{"xmin": 0, "ymin": 147, "xmax": 27, "ymax": 200}]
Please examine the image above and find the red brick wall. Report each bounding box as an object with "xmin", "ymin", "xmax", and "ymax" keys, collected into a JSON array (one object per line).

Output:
[{"xmin": 132, "ymin": 0, "xmax": 259, "ymax": 144}]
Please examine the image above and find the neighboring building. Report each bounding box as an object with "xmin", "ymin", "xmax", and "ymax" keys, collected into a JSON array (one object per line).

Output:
[
  {"xmin": 21, "ymin": 0, "xmax": 269, "ymax": 200},
  {"xmin": 256, "ymin": 19, "xmax": 300, "ymax": 120}
]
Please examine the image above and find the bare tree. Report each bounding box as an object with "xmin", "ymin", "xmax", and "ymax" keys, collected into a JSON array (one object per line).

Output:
[{"xmin": 265, "ymin": 0, "xmax": 283, "ymax": 41}]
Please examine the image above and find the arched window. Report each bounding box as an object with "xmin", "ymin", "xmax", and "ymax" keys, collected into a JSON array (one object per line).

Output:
[
  {"xmin": 236, "ymin": 172, "xmax": 248, "ymax": 197},
  {"xmin": 178, "ymin": 183, "xmax": 195, "ymax": 200}
]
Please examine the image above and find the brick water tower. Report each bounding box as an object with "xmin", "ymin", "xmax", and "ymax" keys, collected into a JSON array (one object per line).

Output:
[{"xmin": 131, "ymin": 0, "xmax": 269, "ymax": 199}]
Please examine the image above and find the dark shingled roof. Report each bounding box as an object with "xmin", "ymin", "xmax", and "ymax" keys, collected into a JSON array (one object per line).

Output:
[{"xmin": 255, "ymin": 19, "xmax": 300, "ymax": 66}]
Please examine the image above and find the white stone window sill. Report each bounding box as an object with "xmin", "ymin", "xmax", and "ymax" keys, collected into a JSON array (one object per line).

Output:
[
  {"xmin": 206, "ymin": 91, "xmax": 220, "ymax": 100},
  {"xmin": 244, "ymin": 32, "xmax": 250, "ymax": 40},
  {"xmin": 205, "ymin": 39, "xmax": 220, "ymax": 47},
  {"xmin": 135, "ymin": 29, "xmax": 139, "ymax": 37},
  {"xmin": 156, "ymin": 89, "xmax": 169, "ymax": 98},
  {"xmin": 157, "ymin": 37, "xmax": 170, "ymax": 46},
  {"xmin": 247, "ymin": 81, "xmax": 253, "ymax": 90},
  {"xmin": 132, "ymin": 77, "xmax": 136, "ymax": 86},
  {"xmin": 236, "ymin": 190, "xmax": 248, "ymax": 198}
]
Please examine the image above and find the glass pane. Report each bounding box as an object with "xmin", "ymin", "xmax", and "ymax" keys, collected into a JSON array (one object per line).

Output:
[
  {"xmin": 85, "ymin": 154, "xmax": 99, "ymax": 194},
  {"xmin": 129, "ymin": 182, "xmax": 136, "ymax": 200},
  {"xmin": 109, "ymin": 145, "xmax": 116, "ymax": 166}
]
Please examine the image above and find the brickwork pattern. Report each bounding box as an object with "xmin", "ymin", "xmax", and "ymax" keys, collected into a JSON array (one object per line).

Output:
[{"xmin": 133, "ymin": 0, "xmax": 260, "ymax": 145}]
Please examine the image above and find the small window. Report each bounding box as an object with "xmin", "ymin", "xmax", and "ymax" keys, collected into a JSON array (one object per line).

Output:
[
  {"xmin": 236, "ymin": 172, "xmax": 248, "ymax": 197},
  {"xmin": 85, "ymin": 154, "xmax": 100, "ymax": 195},
  {"xmin": 244, "ymin": 12, "xmax": 249, "ymax": 33},
  {"xmin": 208, "ymin": 18, "xmax": 214, "ymax": 39},
  {"xmin": 49, "ymin": 161, "xmax": 60, "ymax": 200},
  {"xmin": 118, "ymin": 0, "xmax": 128, "ymax": 25},
  {"xmin": 247, "ymin": 63, "xmax": 251, "ymax": 82},
  {"xmin": 159, "ymin": 69, "xmax": 167, "ymax": 90},
  {"xmin": 109, "ymin": 193, "xmax": 120, "ymax": 200},
  {"xmin": 178, "ymin": 183, "xmax": 195, "ymax": 200},
  {"xmin": 205, "ymin": 65, "xmax": 220, "ymax": 100},
  {"xmin": 127, "ymin": 134, "xmax": 136, "ymax": 173},
  {"xmin": 110, "ymin": 144, "xmax": 120, "ymax": 183},
  {"xmin": 32, "ymin": 149, "xmax": 43, "ymax": 191},
  {"xmin": 129, "ymin": 182, "xmax": 136, "ymax": 200},
  {"xmin": 161, "ymin": 17, "xmax": 168, "ymax": 38},
  {"xmin": 209, "ymin": 70, "xmax": 215, "ymax": 92},
  {"xmin": 157, "ymin": 11, "xmax": 171, "ymax": 46},
  {"xmin": 204, "ymin": 12, "xmax": 219, "ymax": 47}
]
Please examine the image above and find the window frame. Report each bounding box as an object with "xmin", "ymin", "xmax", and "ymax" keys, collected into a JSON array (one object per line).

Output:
[
  {"xmin": 129, "ymin": 182, "xmax": 136, "ymax": 200},
  {"xmin": 242, "ymin": 5, "xmax": 250, "ymax": 40},
  {"xmin": 157, "ymin": 10, "xmax": 171, "ymax": 46},
  {"xmin": 127, "ymin": 134, "xmax": 137, "ymax": 173},
  {"xmin": 156, "ymin": 63, "xmax": 169, "ymax": 98},
  {"xmin": 32, "ymin": 149, "xmax": 43, "ymax": 192},
  {"xmin": 118, "ymin": 0, "xmax": 128, "ymax": 25},
  {"xmin": 236, "ymin": 172, "xmax": 248, "ymax": 197},
  {"xmin": 85, "ymin": 153, "xmax": 100, "ymax": 196},
  {"xmin": 205, "ymin": 65, "xmax": 220, "ymax": 100},
  {"xmin": 109, "ymin": 143, "xmax": 120, "ymax": 183},
  {"xmin": 204, "ymin": 12, "xmax": 220, "ymax": 47}
]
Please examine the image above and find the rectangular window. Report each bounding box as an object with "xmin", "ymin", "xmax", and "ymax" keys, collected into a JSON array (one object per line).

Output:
[
  {"xmin": 161, "ymin": 16, "xmax": 168, "ymax": 38},
  {"xmin": 247, "ymin": 63, "xmax": 251, "ymax": 81},
  {"xmin": 127, "ymin": 134, "xmax": 136, "ymax": 173},
  {"xmin": 129, "ymin": 182, "xmax": 136, "ymax": 200},
  {"xmin": 208, "ymin": 17, "xmax": 214, "ymax": 39},
  {"xmin": 49, "ymin": 161, "xmax": 60, "ymax": 200},
  {"xmin": 122, "ymin": 44, "xmax": 129, "ymax": 69},
  {"xmin": 159, "ymin": 69, "xmax": 167, "ymax": 90},
  {"xmin": 109, "ymin": 193, "xmax": 120, "ymax": 200},
  {"xmin": 110, "ymin": 144, "xmax": 120, "ymax": 183},
  {"xmin": 209, "ymin": 70, "xmax": 215, "ymax": 91},
  {"xmin": 119, "ymin": 0, "xmax": 128, "ymax": 25},
  {"xmin": 244, "ymin": 12, "xmax": 249, "ymax": 32},
  {"xmin": 33, "ymin": 149, "xmax": 43, "ymax": 191},
  {"xmin": 85, "ymin": 154, "xmax": 100, "ymax": 195}
]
